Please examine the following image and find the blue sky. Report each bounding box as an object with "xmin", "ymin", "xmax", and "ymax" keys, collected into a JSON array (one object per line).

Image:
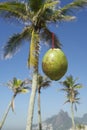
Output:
[{"xmin": 0, "ymin": 1, "xmax": 87, "ymax": 130}]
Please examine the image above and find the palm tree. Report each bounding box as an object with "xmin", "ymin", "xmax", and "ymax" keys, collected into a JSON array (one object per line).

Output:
[
  {"xmin": 0, "ymin": 77, "xmax": 30, "ymax": 130},
  {"xmin": 0, "ymin": 1, "xmax": 87, "ymax": 130},
  {"xmin": 37, "ymin": 74, "xmax": 51, "ymax": 130},
  {"xmin": 59, "ymin": 75, "xmax": 83, "ymax": 130}
]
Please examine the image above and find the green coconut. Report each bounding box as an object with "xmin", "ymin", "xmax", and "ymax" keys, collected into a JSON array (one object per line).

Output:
[{"xmin": 42, "ymin": 48, "xmax": 68, "ymax": 80}]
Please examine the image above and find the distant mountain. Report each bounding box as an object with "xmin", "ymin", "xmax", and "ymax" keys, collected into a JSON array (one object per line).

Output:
[
  {"xmin": 33, "ymin": 110, "xmax": 87, "ymax": 130},
  {"xmin": 44, "ymin": 110, "xmax": 87, "ymax": 130},
  {"xmin": 44, "ymin": 110, "xmax": 72, "ymax": 130}
]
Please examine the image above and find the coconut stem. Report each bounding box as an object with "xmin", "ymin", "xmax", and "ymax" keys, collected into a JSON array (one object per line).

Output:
[{"xmin": 52, "ymin": 32, "xmax": 54, "ymax": 49}]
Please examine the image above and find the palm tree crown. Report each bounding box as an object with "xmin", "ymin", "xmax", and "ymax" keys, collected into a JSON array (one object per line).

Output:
[
  {"xmin": 59, "ymin": 75, "xmax": 83, "ymax": 105},
  {"xmin": 6, "ymin": 77, "xmax": 31, "ymax": 110},
  {"xmin": 38, "ymin": 74, "xmax": 51, "ymax": 92},
  {"xmin": 7, "ymin": 77, "xmax": 30, "ymax": 95},
  {"xmin": 0, "ymin": 0, "xmax": 87, "ymax": 68}
]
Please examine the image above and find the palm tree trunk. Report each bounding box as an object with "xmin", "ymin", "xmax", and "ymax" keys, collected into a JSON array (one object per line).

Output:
[
  {"xmin": 38, "ymin": 89, "xmax": 42, "ymax": 130},
  {"xmin": 0, "ymin": 94, "xmax": 16, "ymax": 130},
  {"xmin": 71, "ymin": 103, "xmax": 75, "ymax": 130},
  {"xmin": 26, "ymin": 70, "xmax": 38, "ymax": 130}
]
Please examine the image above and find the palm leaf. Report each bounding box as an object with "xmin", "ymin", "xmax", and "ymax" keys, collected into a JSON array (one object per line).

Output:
[
  {"xmin": 63, "ymin": 99, "xmax": 70, "ymax": 104},
  {"xmin": 7, "ymin": 77, "xmax": 30, "ymax": 94},
  {"xmin": 44, "ymin": 0, "xmax": 59, "ymax": 9},
  {"xmin": 65, "ymin": 75, "xmax": 75, "ymax": 88},
  {"xmin": 41, "ymin": 75, "xmax": 51, "ymax": 88},
  {"xmin": 74, "ymin": 98, "xmax": 80, "ymax": 102},
  {"xmin": 20, "ymin": 88, "xmax": 29, "ymax": 93},
  {"xmin": 41, "ymin": 80, "xmax": 51, "ymax": 89},
  {"xmin": 38, "ymin": 74, "xmax": 51, "ymax": 90},
  {"xmin": 50, "ymin": 10, "xmax": 76, "ymax": 22},
  {"xmin": 74, "ymin": 83, "xmax": 83, "ymax": 89},
  {"xmin": 59, "ymin": 81, "xmax": 70, "ymax": 88},
  {"xmin": 7, "ymin": 77, "xmax": 18, "ymax": 89},
  {"xmin": 60, "ymin": 0, "xmax": 87, "ymax": 15},
  {"xmin": 39, "ymin": 0, "xmax": 60, "ymax": 21},
  {"xmin": 13, "ymin": 77, "xmax": 18, "ymax": 87},
  {"xmin": 60, "ymin": 88, "xmax": 70, "ymax": 92},
  {"xmin": 0, "ymin": 2, "xmax": 28, "ymax": 21},
  {"xmin": 15, "ymin": 79, "xmax": 22, "ymax": 88},
  {"xmin": 3, "ymin": 27, "xmax": 32, "ymax": 59},
  {"xmin": 29, "ymin": 0, "xmax": 44, "ymax": 12},
  {"xmin": 31, "ymin": 0, "xmax": 60, "ymax": 26},
  {"xmin": 20, "ymin": 79, "xmax": 32, "ymax": 87},
  {"xmin": 63, "ymin": 15, "xmax": 75, "ymax": 22},
  {"xmin": 28, "ymin": 30, "xmax": 40, "ymax": 68},
  {"xmin": 74, "ymin": 90, "xmax": 79, "ymax": 97}
]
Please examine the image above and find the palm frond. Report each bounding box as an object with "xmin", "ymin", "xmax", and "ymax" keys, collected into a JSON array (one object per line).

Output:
[
  {"xmin": 65, "ymin": 75, "xmax": 76, "ymax": 88},
  {"xmin": 20, "ymin": 88, "xmax": 29, "ymax": 93},
  {"xmin": 20, "ymin": 79, "xmax": 32, "ymax": 87},
  {"xmin": 40, "ymin": 0, "xmax": 60, "ymax": 22},
  {"xmin": 40, "ymin": 27, "xmax": 61, "ymax": 48},
  {"xmin": 31, "ymin": 0, "xmax": 60, "ymax": 26},
  {"xmin": 7, "ymin": 77, "xmax": 31, "ymax": 94},
  {"xmin": 38, "ymin": 74, "xmax": 51, "ymax": 90},
  {"xmin": 43, "ymin": 0, "xmax": 87, "ymax": 22},
  {"xmin": 41, "ymin": 80, "xmax": 51, "ymax": 88},
  {"xmin": 50, "ymin": 10, "xmax": 76, "ymax": 22},
  {"xmin": 28, "ymin": 29, "xmax": 40, "ymax": 69},
  {"xmin": 60, "ymin": 88, "xmax": 70, "ymax": 92},
  {"xmin": 0, "ymin": 2, "xmax": 29, "ymax": 21},
  {"xmin": 29, "ymin": 0, "xmax": 44, "ymax": 12},
  {"xmin": 7, "ymin": 77, "xmax": 18, "ymax": 89},
  {"xmin": 74, "ymin": 98, "xmax": 80, "ymax": 102},
  {"xmin": 15, "ymin": 85, "xmax": 30, "ymax": 94},
  {"xmin": 44, "ymin": 0, "xmax": 59, "ymax": 9},
  {"xmin": 63, "ymin": 99, "xmax": 70, "ymax": 104},
  {"xmin": 60, "ymin": 0, "xmax": 87, "ymax": 15},
  {"xmin": 59, "ymin": 81, "xmax": 70, "ymax": 88},
  {"xmin": 74, "ymin": 83, "xmax": 83, "ymax": 89},
  {"xmin": 74, "ymin": 90, "xmax": 79, "ymax": 97},
  {"xmin": 3, "ymin": 26, "xmax": 32, "ymax": 59},
  {"xmin": 62, "ymin": 15, "xmax": 75, "ymax": 21}
]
